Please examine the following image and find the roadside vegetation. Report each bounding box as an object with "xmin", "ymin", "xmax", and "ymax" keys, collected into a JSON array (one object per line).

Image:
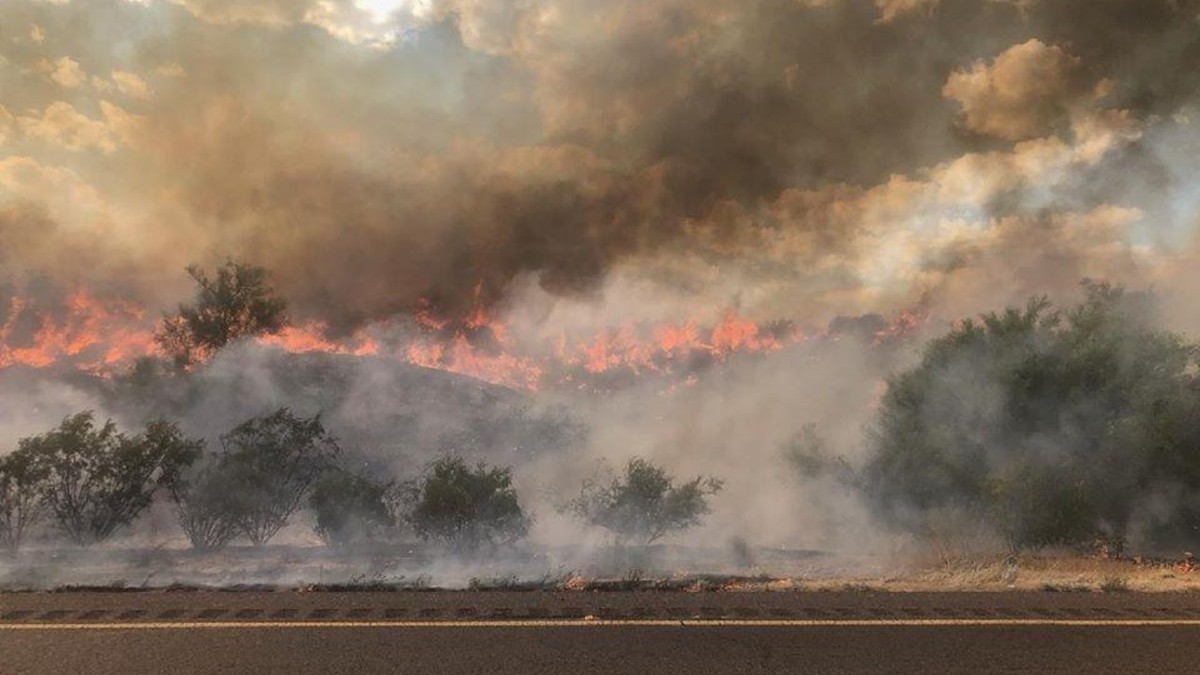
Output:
[
  {"xmin": 792, "ymin": 281, "xmax": 1200, "ymax": 556},
  {"xmin": 569, "ymin": 457, "xmax": 723, "ymax": 545},
  {"xmin": 1, "ymin": 410, "xmax": 532, "ymax": 553},
  {"xmin": 408, "ymin": 457, "xmax": 530, "ymax": 551}
]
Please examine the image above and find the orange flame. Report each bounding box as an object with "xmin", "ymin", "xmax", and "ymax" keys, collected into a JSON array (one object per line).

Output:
[
  {"xmin": 0, "ymin": 287, "xmax": 923, "ymax": 391},
  {"xmin": 406, "ymin": 336, "xmax": 543, "ymax": 390},
  {"xmin": 0, "ymin": 291, "xmax": 157, "ymax": 372},
  {"xmin": 258, "ymin": 323, "xmax": 380, "ymax": 357},
  {"xmin": 873, "ymin": 309, "xmax": 929, "ymax": 343},
  {"xmin": 710, "ymin": 310, "xmax": 780, "ymax": 355}
]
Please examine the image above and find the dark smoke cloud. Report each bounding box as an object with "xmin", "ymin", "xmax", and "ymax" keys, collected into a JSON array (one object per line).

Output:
[{"xmin": 0, "ymin": 0, "xmax": 1197, "ymax": 330}]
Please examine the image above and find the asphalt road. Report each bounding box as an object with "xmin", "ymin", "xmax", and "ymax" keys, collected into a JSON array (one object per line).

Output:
[{"xmin": 4, "ymin": 591, "xmax": 1200, "ymax": 674}]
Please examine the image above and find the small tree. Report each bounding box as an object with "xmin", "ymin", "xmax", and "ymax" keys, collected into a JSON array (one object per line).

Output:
[
  {"xmin": 570, "ymin": 458, "xmax": 723, "ymax": 545},
  {"xmin": 169, "ymin": 457, "xmax": 243, "ymax": 550},
  {"xmin": 309, "ymin": 468, "xmax": 394, "ymax": 546},
  {"xmin": 23, "ymin": 413, "xmax": 201, "ymax": 546},
  {"xmin": 218, "ymin": 409, "xmax": 340, "ymax": 546},
  {"xmin": 155, "ymin": 259, "xmax": 288, "ymax": 368},
  {"xmin": 0, "ymin": 448, "xmax": 49, "ymax": 553},
  {"xmin": 409, "ymin": 457, "xmax": 529, "ymax": 550}
]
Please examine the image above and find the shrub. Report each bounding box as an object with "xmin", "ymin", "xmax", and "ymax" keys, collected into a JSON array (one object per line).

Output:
[
  {"xmin": 309, "ymin": 468, "xmax": 394, "ymax": 546},
  {"xmin": 21, "ymin": 413, "xmax": 201, "ymax": 545},
  {"xmin": 155, "ymin": 260, "xmax": 287, "ymax": 368},
  {"xmin": 864, "ymin": 282, "xmax": 1200, "ymax": 550},
  {"xmin": 217, "ymin": 409, "xmax": 340, "ymax": 546},
  {"xmin": 570, "ymin": 457, "xmax": 723, "ymax": 545},
  {"xmin": 168, "ymin": 457, "xmax": 243, "ymax": 550},
  {"xmin": 0, "ymin": 448, "xmax": 49, "ymax": 553},
  {"xmin": 409, "ymin": 457, "xmax": 529, "ymax": 550}
]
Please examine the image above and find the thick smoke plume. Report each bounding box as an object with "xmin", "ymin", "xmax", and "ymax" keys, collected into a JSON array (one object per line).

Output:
[{"xmin": 1, "ymin": 0, "xmax": 1197, "ymax": 329}]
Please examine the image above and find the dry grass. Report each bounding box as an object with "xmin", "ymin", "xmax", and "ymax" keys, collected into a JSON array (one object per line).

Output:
[
  {"xmin": 790, "ymin": 553, "xmax": 1200, "ymax": 593},
  {"xmin": 530, "ymin": 553, "xmax": 1200, "ymax": 594},
  {"xmin": 5, "ymin": 543, "xmax": 1199, "ymax": 593}
]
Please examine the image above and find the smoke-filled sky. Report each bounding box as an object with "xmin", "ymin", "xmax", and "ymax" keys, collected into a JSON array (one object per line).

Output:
[{"xmin": 2, "ymin": 0, "xmax": 1199, "ymax": 335}]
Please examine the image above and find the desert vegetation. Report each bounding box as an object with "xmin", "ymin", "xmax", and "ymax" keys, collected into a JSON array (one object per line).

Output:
[
  {"xmin": 569, "ymin": 458, "xmax": 724, "ymax": 545},
  {"xmin": 792, "ymin": 282, "xmax": 1200, "ymax": 555},
  {"xmin": 408, "ymin": 457, "xmax": 530, "ymax": 551},
  {"xmin": 308, "ymin": 468, "xmax": 395, "ymax": 546},
  {"xmin": 1, "ymin": 410, "xmax": 529, "ymax": 553},
  {"xmin": 3, "ymin": 413, "xmax": 201, "ymax": 548},
  {"xmin": 155, "ymin": 260, "xmax": 289, "ymax": 369}
]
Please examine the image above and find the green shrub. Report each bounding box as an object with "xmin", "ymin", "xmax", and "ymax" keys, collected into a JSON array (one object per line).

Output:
[
  {"xmin": 169, "ymin": 457, "xmax": 243, "ymax": 550},
  {"xmin": 0, "ymin": 448, "xmax": 49, "ymax": 553},
  {"xmin": 21, "ymin": 413, "xmax": 201, "ymax": 545},
  {"xmin": 309, "ymin": 468, "xmax": 394, "ymax": 546},
  {"xmin": 864, "ymin": 282, "xmax": 1200, "ymax": 550},
  {"xmin": 570, "ymin": 457, "xmax": 723, "ymax": 545},
  {"xmin": 409, "ymin": 457, "xmax": 529, "ymax": 550},
  {"xmin": 155, "ymin": 260, "xmax": 287, "ymax": 368},
  {"xmin": 217, "ymin": 409, "xmax": 340, "ymax": 546}
]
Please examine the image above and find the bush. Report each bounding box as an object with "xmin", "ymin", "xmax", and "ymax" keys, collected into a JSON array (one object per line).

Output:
[
  {"xmin": 168, "ymin": 457, "xmax": 243, "ymax": 550},
  {"xmin": 309, "ymin": 468, "xmax": 394, "ymax": 546},
  {"xmin": 0, "ymin": 448, "xmax": 49, "ymax": 553},
  {"xmin": 409, "ymin": 457, "xmax": 529, "ymax": 550},
  {"xmin": 864, "ymin": 282, "xmax": 1200, "ymax": 550},
  {"xmin": 155, "ymin": 260, "xmax": 288, "ymax": 368},
  {"xmin": 217, "ymin": 409, "xmax": 340, "ymax": 546},
  {"xmin": 570, "ymin": 457, "xmax": 723, "ymax": 545},
  {"xmin": 20, "ymin": 413, "xmax": 201, "ymax": 546}
]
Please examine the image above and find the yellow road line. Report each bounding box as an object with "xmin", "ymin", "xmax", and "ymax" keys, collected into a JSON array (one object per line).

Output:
[{"xmin": 3, "ymin": 619, "xmax": 1200, "ymax": 630}]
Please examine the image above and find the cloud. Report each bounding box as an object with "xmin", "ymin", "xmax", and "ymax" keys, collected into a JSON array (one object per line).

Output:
[
  {"xmin": 0, "ymin": 106, "xmax": 13, "ymax": 147},
  {"xmin": 0, "ymin": 156, "xmax": 105, "ymax": 218},
  {"xmin": 170, "ymin": 0, "xmax": 411, "ymax": 44},
  {"xmin": 16, "ymin": 100, "xmax": 139, "ymax": 153},
  {"xmin": 36, "ymin": 56, "xmax": 87, "ymax": 88},
  {"xmin": 169, "ymin": 0, "xmax": 309, "ymax": 26},
  {"xmin": 943, "ymin": 40, "xmax": 1090, "ymax": 141},
  {"xmin": 97, "ymin": 70, "xmax": 152, "ymax": 100},
  {"xmin": 874, "ymin": 0, "xmax": 1033, "ymax": 23},
  {"xmin": 875, "ymin": 0, "xmax": 939, "ymax": 22}
]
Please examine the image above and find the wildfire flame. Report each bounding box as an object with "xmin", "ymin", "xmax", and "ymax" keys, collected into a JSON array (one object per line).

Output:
[
  {"xmin": 0, "ymin": 291, "xmax": 157, "ymax": 373},
  {"xmin": 0, "ymin": 288, "xmax": 927, "ymax": 390},
  {"xmin": 258, "ymin": 323, "xmax": 381, "ymax": 358}
]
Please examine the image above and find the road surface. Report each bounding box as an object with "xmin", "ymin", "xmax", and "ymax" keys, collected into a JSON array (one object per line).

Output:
[{"xmin": 3, "ymin": 591, "xmax": 1200, "ymax": 673}]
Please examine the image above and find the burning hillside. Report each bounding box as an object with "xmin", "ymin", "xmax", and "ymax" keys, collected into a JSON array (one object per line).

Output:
[
  {"xmin": 0, "ymin": 282, "xmax": 926, "ymax": 391},
  {"xmin": 0, "ymin": 291, "xmax": 156, "ymax": 373}
]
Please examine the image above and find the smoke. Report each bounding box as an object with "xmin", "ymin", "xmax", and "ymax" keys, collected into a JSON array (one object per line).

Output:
[
  {"xmin": 0, "ymin": 0, "xmax": 1195, "ymax": 328},
  {"xmin": 3, "ymin": 0, "xmax": 1200, "ymax": 584}
]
